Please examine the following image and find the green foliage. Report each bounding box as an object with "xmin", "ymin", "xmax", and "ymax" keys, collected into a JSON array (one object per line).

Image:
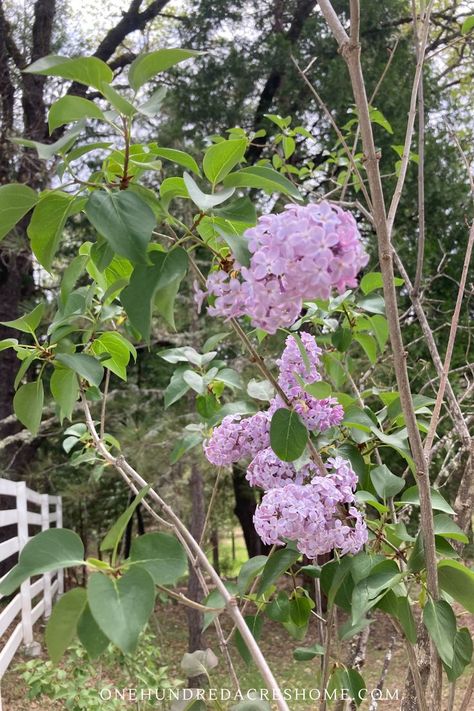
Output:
[
  {"xmin": 87, "ymin": 567, "xmax": 155, "ymax": 654},
  {"xmin": 129, "ymin": 532, "xmax": 188, "ymax": 585},
  {"xmin": 0, "ymin": 529, "xmax": 85, "ymax": 595},
  {"xmin": 269, "ymin": 408, "xmax": 307, "ymax": 462},
  {"xmin": 85, "ymin": 191, "xmax": 156, "ymax": 264},
  {"xmin": 17, "ymin": 632, "xmax": 177, "ymax": 710},
  {"xmin": 128, "ymin": 48, "xmax": 200, "ymax": 91},
  {"xmin": 25, "ymin": 55, "xmax": 113, "ymax": 88},
  {"xmin": 0, "ymin": 183, "xmax": 38, "ymax": 241},
  {"xmin": 46, "ymin": 588, "xmax": 88, "ymax": 663}
]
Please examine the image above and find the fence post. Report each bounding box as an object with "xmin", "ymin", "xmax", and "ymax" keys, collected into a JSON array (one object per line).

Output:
[
  {"xmin": 16, "ymin": 482, "xmax": 33, "ymax": 648},
  {"xmin": 56, "ymin": 497, "xmax": 64, "ymax": 595},
  {"xmin": 41, "ymin": 495, "xmax": 52, "ymax": 618}
]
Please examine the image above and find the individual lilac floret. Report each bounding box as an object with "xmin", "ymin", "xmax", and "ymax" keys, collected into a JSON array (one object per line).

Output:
[
  {"xmin": 198, "ymin": 202, "xmax": 368, "ymax": 333},
  {"xmin": 277, "ymin": 333, "xmax": 322, "ymax": 396},
  {"xmin": 203, "ymin": 412, "xmax": 270, "ymax": 466}
]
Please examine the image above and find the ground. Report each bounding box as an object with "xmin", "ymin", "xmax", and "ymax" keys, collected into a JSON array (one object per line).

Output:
[{"xmin": 2, "ymin": 595, "xmax": 473, "ymax": 710}]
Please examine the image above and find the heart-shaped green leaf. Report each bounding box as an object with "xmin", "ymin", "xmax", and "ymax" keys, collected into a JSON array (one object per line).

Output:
[
  {"xmin": 87, "ymin": 567, "xmax": 155, "ymax": 653},
  {"xmin": 129, "ymin": 532, "xmax": 187, "ymax": 586}
]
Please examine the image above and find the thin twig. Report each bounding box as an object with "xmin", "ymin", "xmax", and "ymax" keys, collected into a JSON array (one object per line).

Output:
[
  {"xmin": 423, "ymin": 221, "xmax": 474, "ymax": 457},
  {"xmin": 100, "ymin": 369, "xmax": 111, "ymax": 441}
]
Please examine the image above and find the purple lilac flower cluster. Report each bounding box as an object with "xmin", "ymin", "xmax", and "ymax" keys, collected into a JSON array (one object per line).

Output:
[
  {"xmin": 194, "ymin": 202, "xmax": 369, "ymax": 333},
  {"xmin": 203, "ymin": 334, "xmax": 367, "ymax": 557}
]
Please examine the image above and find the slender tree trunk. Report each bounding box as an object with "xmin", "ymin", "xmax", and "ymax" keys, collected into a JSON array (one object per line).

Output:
[{"xmin": 232, "ymin": 465, "xmax": 271, "ymax": 557}]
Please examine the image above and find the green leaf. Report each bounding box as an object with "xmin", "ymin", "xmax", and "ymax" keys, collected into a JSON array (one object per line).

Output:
[
  {"xmin": 46, "ymin": 588, "xmax": 87, "ymax": 663},
  {"xmin": 129, "ymin": 532, "xmax": 187, "ymax": 585},
  {"xmin": 202, "ymin": 583, "xmax": 238, "ymax": 631},
  {"xmin": 77, "ymin": 604, "xmax": 109, "ymax": 659},
  {"xmin": 121, "ymin": 248, "xmax": 188, "ymax": 340},
  {"xmin": 203, "ymin": 138, "xmax": 247, "ymax": 185},
  {"xmin": 154, "ymin": 275, "xmax": 182, "ymax": 330},
  {"xmin": 446, "ymin": 628, "xmax": 473, "ymax": 681},
  {"xmin": 370, "ymin": 314, "xmax": 389, "ymax": 351},
  {"xmin": 11, "ymin": 122, "xmax": 85, "ymax": 160},
  {"xmin": 342, "ymin": 405, "xmax": 374, "ymax": 432},
  {"xmin": 160, "ymin": 176, "xmax": 189, "ymax": 209},
  {"xmin": 0, "ymin": 528, "xmax": 85, "ymax": 596},
  {"xmin": 332, "ymin": 326, "xmax": 352, "ymax": 352},
  {"xmin": 164, "ymin": 368, "xmax": 190, "ymax": 408},
  {"xmin": 234, "ymin": 614, "xmax": 263, "ymax": 665},
  {"xmin": 13, "ymin": 379, "xmax": 44, "ymax": 435},
  {"xmin": 1, "ymin": 302, "xmax": 44, "ymax": 334},
  {"xmin": 401, "ymin": 486, "xmax": 454, "ymax": 514},
  {"xmin": 48, "ymin": 96, "xmax": 104, "ymax": 132},
  {"xmin": 433, "ymin": 514, "xmax": 469, "ymax": 543},
  {"xmin": 60, "ymin": 255, "xmax": 88, "ymax": 305},
  {"xmin": 461, "ymin": 16, "xmax": 474, "ymax": 34},
  {"xmin": 266, "ymin": 591, "xmax": 290, "ymax": 623},
  {"xmin": 14, "ymin": 353, "xmax": 38, "ymax": 391},
  {"xmin": 91, "ymin": 332, "xmax": 133, "ymax": 381},
  {"xmin": 237, "ymin": 556, "xmax": 267, "ymax": 596},
  {"xmin": 99, "ymin": 82, "xmax": 136, "ymax": 117},
  {"xmin": 128, "ymin": 48, "xmax": 200, "ymax": 91},
  {"xmin": 270, "ymin": 408, "xmax": 307, "ymax": 462},
  {"xmin": 214, "ymin": 367, "xmax": 243, "ymax": 390},
  {"xmin": 257, "ymin": 547, "xmax": 300, "ymax": 597},
  {"xmin": 137, "ymin": 86, "xmax": 167, "ymax": 117},
  {"xmin": 369, "ymin": 107, "xmax": 393, "ymax": 134},
  {"xmin": 438, "ymin": 560, "xmax": 474, "ymax": 613},
  {"xmin": 355, "ymin": 333, "xmax": 377, "ymax": 363},
  {"xmin": 50, "ymin": 365, "xmax": 79, "ymax": 422},
  {"xmin": 289, "ymin": 593, "xmax": 314, "ymax": 626},
  {"xmin": 183, "ymin": 172, "xmax": 235, "ymax": 211},
  {"xmin": 0, "ymin": 183, "xmax": 38, "ymax": 241},
  {"xmin": 214, "ymin": 225, "xmax": 251, "ymax": 268},
  {"xmin": 293, "ymin": 643, "xmax": 324, "ymax": 661},
  {"xmin": 27, "ymin": 192, "xmax": 77, "ymax": 271},
  {"xmin": 0, "ymin": 338, "xmax": 18, "ymax": 351},
  {"xmin": 370, "ymin": 464, "xmax": 405, "ymax": 499},
  {"xmin": 223, "ymin": 166, "xmax": 302, "ymax": 200},
  {"xmin": 423, "ymin": 599, "xmax": 456, "ymax": 666},
  {"xmin": 181, "ymin": 649, "xmax": 218, "ymax": 679},
  {"xmin": 87, "ymin": 567, "xmax": 155, "ymax": 653},
  {"xmin": 357, "ymin": 294, "xmax": 386, "ymax": 315},
  {"xmin": 377, "ymin": 590, "xmax": 416, "ymax": 643},
  {"xmin": 149, "ymin": 144, "xmax": 200, "ymax": 175},
  {"xmin": 56, "ymin": 353, "xmax": 104, "ymax": 387},
  {"xmin": 100, "ymin": 486, "xmax": 151, "ymax": 561},
  {"xmin": 170, "ymin": 431, "xmax": 202, "ymax": 464},
  {"xmin": 85, "ymin": 190, "xmax": 156, "ymax": 264},
  {"xmin": 25, "ymin": 54, "xmax": 113, "ymax": 89},
  {"xmin": 294, "ymin": 376, "xmax": 332, "ymax": 399},
  {"xmin": 328, "ymin": 668, "xmax": 365, "ymax": 708}
]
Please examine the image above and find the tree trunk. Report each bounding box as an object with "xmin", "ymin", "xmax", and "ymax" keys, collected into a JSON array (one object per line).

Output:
[{"xmin": 232, "ymin": 465, "xmax": 271, "ymax": 557}]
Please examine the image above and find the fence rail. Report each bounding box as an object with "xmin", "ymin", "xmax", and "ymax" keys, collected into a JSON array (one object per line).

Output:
[{"xmin": 0, "ymin": 479, "xmax": 63, "ymax": 687}]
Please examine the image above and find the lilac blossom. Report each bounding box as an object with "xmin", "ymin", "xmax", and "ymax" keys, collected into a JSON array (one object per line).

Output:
[
  {"xmin": 253, "ymin": 478, "xmax": 368, "ymax": 558},
  {"xmin": 203, "ymin": 412, "xmax": 270, "ymax": 466},
  {"xmin": 198, "ymin": 202, "xmax": 368, "ymax": 333}
]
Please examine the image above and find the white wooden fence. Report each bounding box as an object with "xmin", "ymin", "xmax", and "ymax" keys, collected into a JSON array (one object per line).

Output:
[{"xmin": 0, "ymin": 479, "xmax": 63, "ymax": 683}]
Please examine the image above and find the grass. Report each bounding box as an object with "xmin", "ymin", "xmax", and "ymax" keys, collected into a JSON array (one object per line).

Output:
[{"xmin": 2, "ymin": 592, "xmax": 473, "ymax": 710}]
